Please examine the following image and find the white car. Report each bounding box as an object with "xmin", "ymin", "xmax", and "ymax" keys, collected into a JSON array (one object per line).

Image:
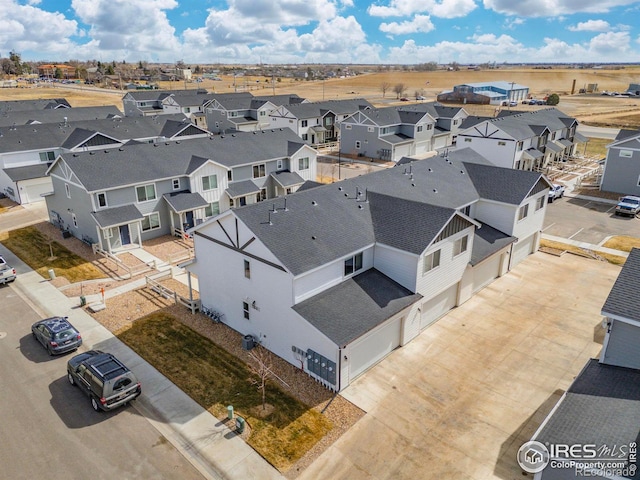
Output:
[
  {"xmin": 0, "ymin": 255, "xmax": 17, "ymax": 285},
  {"xmin": 548, "ymin": 184, "xmax": 565, "ymax": 202}
]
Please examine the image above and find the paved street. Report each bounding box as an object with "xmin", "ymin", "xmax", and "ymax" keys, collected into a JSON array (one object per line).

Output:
[{"xmin": 300, "ymin": 252, "xmax": 621, "ymax": 480}]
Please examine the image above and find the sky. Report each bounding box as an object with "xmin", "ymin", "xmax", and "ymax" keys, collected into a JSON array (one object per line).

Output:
[{"xmin": 2, "ymin": 0, "xmax": 640, "ymax": 65}]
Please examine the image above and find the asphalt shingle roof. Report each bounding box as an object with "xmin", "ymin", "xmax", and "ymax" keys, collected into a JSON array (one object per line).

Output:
[
  {"xmin": 292, "ymin": 268, "xmax": 422, "ymax": 346},
  {"xmin": 464, "ymin": 160, "xmax": 547, "ymax": 204},
  {"xmin": 270, "ymin": 170, "xmax": 305, "ymax": 188},
  {"xmin": 225, "ymin": 180, "xmax": 261, "ymax": 197},
  {"xmin": 283, "ymin": 99, "xmax": 373, "ymax": 119},
  {"xmin": 162, "ymin": 191, "xmax": 208, "ymax": 212},
  {"xmin": 0, "ymin": 105, "xmax": 122, "ymax": 127},
  {"xmin": 464, "ymin": 108, "xmax": 577, "ymax": 141},
  {"xmin": 0, "ymin": 98, "xmax": 71, "ymax": 115},
  {"xmin": 91, "ymin": 204, "xmax": 144, "ymax": 228},
  {"xmin": 471, "ymin": 223, "xmax": 516, "ymax": 265},
  {"xmin": 3, "ymin": 164, "xmax": 50, "ymax": 182},
  {"xmin": 602, "ymin": 248, "xmax": 640, "ymax": 321}
]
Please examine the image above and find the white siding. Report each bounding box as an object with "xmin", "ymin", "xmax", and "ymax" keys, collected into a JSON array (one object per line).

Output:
[
  {"xmin": 189, "ymin": 162, "xmax": 227, "ymax": 205},
  {"xmin": 513, "ymin": 194, "xmax": 546, "ymax": 240},
  {"xmin": 474, "ymin": 199, "xmax": 517, "ymax": 235},
  {"xmin": 373, "ymin": 244, "xmax": 419, "ymax": 292},
  {"xmin": 459, "ymin": 135, "xmax": 517, "ymax": 169},
  {"xmin": 290, "ymin": 146, "xmax": 318, "ymax": 183},
  {"xmin": 601, "ymin": 320, "xmax": 640, "ymax": 369}
]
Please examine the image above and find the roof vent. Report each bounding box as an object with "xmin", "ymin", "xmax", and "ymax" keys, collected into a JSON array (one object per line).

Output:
[
  {"xmin": 89, "ymin": 151, "xmax": 94, "ymax": 155},
  {"xmin": 176, "ymin": 140, "xmax": 181, "ymax": 144},
  {"xmin": 312, "ymin": 235, "xmax": 316, "ymax": 240},
  {"xmin": 411, "ymin": 183, "xmax": 416, "ymax": 187},
  {"xmin": 428, "ymin": 168, "xmax": 433, "ymax": 172},
  {"xmin": 358, "ymin": 204, "xmax": 364, "ymax": 209},
  {"xmin": 338, "ymin": 186, "xmax": 343, "ymax": 191},
  {"xmin": 433, "ymin": 189, "xmax": 437, "ymax": 193},
  {"xmin": 312, "ymin": 200, "xmax": 317, "ymax": 206},
  {"xmin": 119, "ymin": 147, "xmax": 124, "ymax": 151},
  {"xmin": 460, "ymin": 170, "xmax": 464, "ymax": 174}
]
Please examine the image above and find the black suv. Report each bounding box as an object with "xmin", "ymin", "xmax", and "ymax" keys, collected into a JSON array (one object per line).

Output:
[
  {"xmin": 31, "ymin": 316, "xmax": 82, "ymax": 355},
  {"xmin": 67, "ymin": 350, "xmax": 141, "ymax": 411}
]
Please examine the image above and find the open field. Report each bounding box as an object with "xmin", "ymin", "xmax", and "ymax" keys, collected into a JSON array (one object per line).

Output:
[{"xmin": 2, "ymin": 67, "xmax": 640, "ymax": 127}]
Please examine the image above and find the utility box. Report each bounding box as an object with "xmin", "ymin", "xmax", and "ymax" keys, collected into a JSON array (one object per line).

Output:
[
  {"xmin": 236, "ymin": 416, "xmax": 245, "ymax": 433},
  {"xmin": 227, "ymin": 405, "xmax": 234, "ymax": 420},
  {"xmin": 48, "ymin": 269, "xmax": 56, "ymax": 280},
  {"xmin": 242, "ymin": 335, "xmax": 255, "ymax": 351}
]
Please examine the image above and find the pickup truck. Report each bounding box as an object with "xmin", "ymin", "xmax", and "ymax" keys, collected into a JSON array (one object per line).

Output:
[
  {"xmin": 615, "ymin": 195, "xmax": 640, "ymax": 217},
  {"xmin": 0, "ymin": 255, "xmax": 17, "ymax": 285},
  {"xmin": 548, "ymin": 184, "xmax": 565, "ymax": 202}
]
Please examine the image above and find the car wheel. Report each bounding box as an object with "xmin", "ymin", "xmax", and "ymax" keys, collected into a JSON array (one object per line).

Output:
[
  {"xmin": 67, "ymin": 373, "xmax": 75, "ymax": 386},
  {"xmin": 91, "ymin": 397, "xmax": 100, "ymax": 412}
]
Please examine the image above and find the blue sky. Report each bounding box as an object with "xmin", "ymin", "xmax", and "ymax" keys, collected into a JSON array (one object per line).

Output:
[{"xmin": 2, "ymin": 0, "xmax": 640, "ymax": 64}]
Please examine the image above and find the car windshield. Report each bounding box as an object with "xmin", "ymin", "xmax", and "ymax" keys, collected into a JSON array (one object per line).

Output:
[
  {"xmin": 623, "ymin": 198, "xmax": 640, "ymax": 205},
  {"xmin": 54, "ymin": 328, "xmax": 76, "ymax": 340}
]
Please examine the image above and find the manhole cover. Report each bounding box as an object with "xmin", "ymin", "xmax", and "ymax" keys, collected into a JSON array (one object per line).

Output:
[{"xmin": 0, "ymin": 332, "xmax": 7, "ymax": 339}]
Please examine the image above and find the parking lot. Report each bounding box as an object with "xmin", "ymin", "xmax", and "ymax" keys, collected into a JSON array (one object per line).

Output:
[{"xmin": 543, "ymin": 196, "xmax": 640, "ymax": 246}]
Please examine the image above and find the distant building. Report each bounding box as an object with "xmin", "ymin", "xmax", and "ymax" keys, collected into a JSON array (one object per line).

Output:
[
  {"xmin": 438, "ymin": 81, "xmax": 529, "ymax": 105},
  {"xmin": 38, "ymin": 64, "xmax": 76, "ymax": 79}
]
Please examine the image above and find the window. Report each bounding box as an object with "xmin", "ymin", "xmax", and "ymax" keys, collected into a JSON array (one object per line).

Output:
[
  {"xmin": 259, "ymin": 111, "xmax": 266, "ymax": 117},
  {"xmin": 227, "ymin": 170, "xmax": 232, "ymax": 181},
  {"xmin": 136, "ymin": 184, "xmax": 156, "ymax": 202},
  {"xmin": 243, "ymin": 301, "xmax": 250, "ymax": 320},
  {"xmin": 423, "ymin": 249, "xmax": 441, "ymax": 273},
  {"xmin": 286, "ymin": 188, "xmax": 292, "ymax": 194},
  {"xmin": 620, "ymin": 150, "xmax": 633, "ymax": 158},
  {"xmin": 202, "ymin": 174, "xmax": 218, "ymax": 191},
  {"xmin": 345, "ymin": 124, "xmax": 352, "ymax": 130},
  {"xmin": 518, "ymin": 204, "xmax": 529, "ymax": 221},
  {"xmin": 355, "ymin": 141, "xmax": 361, "ymax": 150},
  {"xmin": 172, "ymin": 179, "xmax": 180, "ymax": 190},
  {"xmin": 380, "ymin": 127, "xmax": 391, "ymax": 135},
  {"xmin": 229, "ymin": 197, "xmax": 235, "ymax": 208},
  {"xmin": 344, "ymin": 252, "xmax": 363, "ymax": 276},
  {"xmin": 253, "ymin": 164, "xmax": 266, "ymax": 178},
  {"xmin": 367, "ymin": 126, "xmax": 374, "ymax": 132},
  {"xmin": 257, "ymin": 189, "xmax": 266, "ymax": 202},
  {"xmin": 498, "ymin": 141, "xmax": 507, "ymax": 146},
  {"xmin": 277, "ymin": 159, "xmax": 283, "ymax": 170},
  {"xmin": 301, "ymin": 133, "xmax": 308, "ymax": 141},
  {"xmin": 638, "ymin": 175, "xmax": 640, "ymax": 187},
  {"xmin": 244, "ymin": 260, "xmax": 251, "ymax": 279},
  {"xmin": 426, "ymin": 124, "xmax": 433, "ymax": 130},
  {"xmin": 229, "ymin": 111, "xmax": 238, "ymax": 117},
  {"xmin": 453, "ymin": 235, "xmax": 468, "ymax": 257},
  {"xmin": 464, "ymin": 138, "xmax": 472, "ymax": 143},
  {"xmin": 39, "ymin": 151, "xmax": 55, "ymax": 162},
  {"xmin": 301, "ymin": 120, "xmax": 308, "ymax": 127},
  {"xmin": 324, "ymin": 117, "xmax": 333, "ymax": 126},
  {"xmin": 141, "ymin": 212, "xmax": 160, "ymax": 231},
  {"xmin": 71, "ymin": 213, "xmax": 78, "ymax": 228},
  {"xmin": 97, "ymin": 192, "xmax": 107, "ymax": 208},
  {"xmin": 453, "ymin": 119, "xmax": 459, "ymax": 126},
  {"xmin": 204, "ymin": 202, "xmax": 220, "ymax": 217},
  {"xmin": 298, "ymin": 157, "xmax": 310, "ymax": 170},
  {"xmin": 184, "ymin": 107, "xmax": 191, "ymax": 113},
  {"xmin": 517, "ymin": 141, "xmax": 523, "ymax": 151},
  {"xmin": 417, "ymin": 125, "xmax": 423, "ymax": 133},
  {"xmin": 536, "ymin": 196, "xmax": 545, "ymax": 211},
  {"xmin": 239, "ymin": 196, "xmax": 246, "ymax": 206}
]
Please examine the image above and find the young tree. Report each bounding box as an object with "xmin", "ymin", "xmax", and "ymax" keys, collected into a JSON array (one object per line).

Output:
[
  {"xmin": 248, "ymin": 346, "xmax": 289, "ymax": 411},
  {"xmin": 393, "ymin": 83, "xmax": 406, "ymax": 99},
  {"xmin": 546, "ymin": 93, "xmax": 560, "ymax": 105},
  {"xmin": 380, "ymin": 81, "xmax": 391, "ymax": 98}
]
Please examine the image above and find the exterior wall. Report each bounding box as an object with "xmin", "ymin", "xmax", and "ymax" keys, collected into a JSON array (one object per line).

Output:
[
  {"xmin": 373, "ymin": 244, "xmax": 419, "ymax": 291},
  {"xmin": 268, "ymin": 113, "xmax": 298, "ymax": 134},
  {"xmin": 122, "ymin": 96, "xmax": 141, "ymax": 116},
  {"xmin": 191, "ymin": 215, "xmax": 340, "ymax": 387},
  {"xmin": 474, "ymin": 199, "xmax": 519, "ymax": 235},
  {"xmin": 513, "ymin": 193, "xmax": 547, "ymax": 241},
  {"xmin": 601, "ymin": 145, "xmax": 640, "ymax": 195},
  {"xmin": 458, "ymin": 136, "xmax": 518, "ymax": 169},
  {"xmin": 290, "ymin": 146, "xmax": 318, "ymax": 183},
  {"xmin": 46, "ymin": 173, "xmax": 96, "ymax": 241}
]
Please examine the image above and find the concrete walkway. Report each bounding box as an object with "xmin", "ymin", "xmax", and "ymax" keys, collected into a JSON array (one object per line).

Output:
[{"xmin": 0, "ymin": 243, "xmax": 282, "ymax": 480}]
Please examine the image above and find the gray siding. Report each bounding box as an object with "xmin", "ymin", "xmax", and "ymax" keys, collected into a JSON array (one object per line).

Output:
[
  {"xmin": 601, "ymin": 148, "xmax": 640, "ymax": 195},
  {"xmin": 602, "ymin": 320, "xmax": 640, "ymax": 369}
]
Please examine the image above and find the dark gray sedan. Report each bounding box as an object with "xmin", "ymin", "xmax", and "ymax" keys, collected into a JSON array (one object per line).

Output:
[{"xmin": 31, "ymin": 316, "xmax": 82, "ymax": 355}]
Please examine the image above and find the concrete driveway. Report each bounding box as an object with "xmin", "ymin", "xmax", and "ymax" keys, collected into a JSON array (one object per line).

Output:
[{"xmin": 300, "ymin": 252, "xmax": 620, "ymax": 480}]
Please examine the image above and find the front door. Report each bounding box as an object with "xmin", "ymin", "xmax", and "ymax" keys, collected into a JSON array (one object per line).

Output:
[
  {"xmin": 185, "ymin": 211, "xmax": 194, "ymax": 229},
  {"xmin": 119, "ymin": 225, "xmax": 131, "ymax": 245}
]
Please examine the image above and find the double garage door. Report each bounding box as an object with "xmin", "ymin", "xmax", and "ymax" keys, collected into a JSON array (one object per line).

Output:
[
  {"xmin": 348, "ymin": 316, "xmax": 402, "ymax": 380},
  {"xmin": 19, "ymin": 178, "xmax": 51, "ymax": 204}
]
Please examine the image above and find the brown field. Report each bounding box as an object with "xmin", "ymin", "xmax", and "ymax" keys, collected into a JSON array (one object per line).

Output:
[{"xmin": 2, "ymin": 67, "xmax": 640, "ymax": 127}]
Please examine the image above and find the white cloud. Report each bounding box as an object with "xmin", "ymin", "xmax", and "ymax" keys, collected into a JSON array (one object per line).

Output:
[
  {"xmin": 484, "ymin": 0, "xmax": 639, "ymax": 17},
  {"xmin": 368, "ymin": 0, "xmax": 477, "ymax": 19},
  {"xmin": 380, "ymin": 15, "xmax": 435, "ymax": 35},
  {"xmin": 567, "ymin": 19, "xmax": 611, "ymax": 32},
  {"xmin": 503, "ymin": 17, "xmax": 525, "ymax": 30}
]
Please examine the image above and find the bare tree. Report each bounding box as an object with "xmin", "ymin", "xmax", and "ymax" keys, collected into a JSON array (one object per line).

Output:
[
  {"xmin": 380, "ymin": 81, "xmax": 391, "ymax": 98},
  {"xmin": 248, "ymin": 346, "xmax": 289, "ymax": 411},
  {"xmin": 393, "ymin": 83, "xmax": 406, "ymax": 99}
]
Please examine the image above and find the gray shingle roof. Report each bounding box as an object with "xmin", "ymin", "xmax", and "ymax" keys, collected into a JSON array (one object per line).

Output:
[
  {"xmin": 602, "ymin": 248, "xmax": 640, "ymax": 321},
  {"xmin": 0, "ymin": 105, "xmax": 122, "ymax": 127},
  {"xmin": 283, "ymin": 99, "xmax": 373, "ymax": 119},
  {"xmin": 55, "ymin": 128, "xmax": 304, "ymax": 192},
  {"xmin": 534, "ymin": 359, "xmax": 640, "ymax": 479},
  {"xmin": 162, "ymin": 191, "xmax": 208, "ymax": 212},
  {"xmin": 91, "ymin": 204, "xmax": 144, "ymax": 228},
  {"xmin": 464, "ymin": 108, "xmax": 577, "ymax": 141},
  {"xmin": 270, "ymin": 170, "xmax": 304, "ymax": 188},
  {"xmin": 464, "ymin": 161, "xmax": 548, "ymax": 204},
  {"xmin": 0, "ymin": 98, "xmax": 71, "ymax": 115},
  {"xmin": 471, "ymin": 223, "xmax": 516, "ymax": 265},
  {"xmin": 292, "ymin": 268, "xmax": 422, "ymax": 346},
  {"xmin": 225, "ymin": 180, "xmax": 261, "ymax": 197},
  {"xmin": 3, "ymin": 164, "xmax": 50, "ymax": 182}
]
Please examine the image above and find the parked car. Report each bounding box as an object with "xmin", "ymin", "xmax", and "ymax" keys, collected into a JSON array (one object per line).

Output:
[
  {"xmin": 399, "ymin": 97, "xmax": 409, "ymax": 102},
  {"xmin": 0, "ymin": 255, "xmax": 17, "ymax": 285},
  {"xmin": 31, "ymin": 316, "xmax": 82, "ymax": 355},
  {"xmin": 615, "ymin": 195, "xmax": 640, "ymax": 217},
  {"xmin": 67, "ymin": 350, "xmax": 141, "ymax": 412},
  {"xmin": 416, "ymin": 95, "xmax": 426, "ymax": 100},
  {"xmin": 548, "ymin": 184, "xmax": 565, "ymax": 202}
]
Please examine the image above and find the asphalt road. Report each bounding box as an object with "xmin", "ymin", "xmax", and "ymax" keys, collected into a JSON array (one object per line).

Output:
[
  {"xmin": 543, "ymin": 196, "xmax": 640, "ymax": 246},
  {"xmin": 576, "ymin": 124, "xmax": 620, "ymax": 139},
  {"xmin": 0, "ymin": 284, "xmax": 205, "ymax": 480}
]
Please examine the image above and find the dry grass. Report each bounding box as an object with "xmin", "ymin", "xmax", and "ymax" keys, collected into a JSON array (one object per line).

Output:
[
  {"xmin": 540, "ymin": 238, "xmax": 627, "ymax": 265},
  {"xmin": 602, "ymin": 236, "xmax": 640, "ymax": 253}
]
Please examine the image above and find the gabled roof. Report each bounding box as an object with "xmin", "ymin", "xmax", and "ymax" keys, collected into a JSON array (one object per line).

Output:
[
  {"xmin": 253, "ymin": 94, "xmax": 306, "ymax": 106},
  {"xmin": 282, "ymin": 99, "xmax": 373, "ymax": 119},
  {"xmin": 464, "ymin": 161, "xmax": 551, "ymax": 204},
  {"xmin": 123, "ymin": 89, "xmax": 208, "ymax": 102},
  {"xmin": 159, "ymin": 119, "xmax": 210, "ymax": 138},
  {"xmin": 602, "ymin": 248, "xmax": 640, "ymax": 322},
  {"xmin": 60, "ymin": 128, "xmax": 121, "ymax": 150},
  {"xmin": 471, "ymin": 223, "xmax": 516, "ymax": 265},
  {"xmin": 270, "ymin": 170, "xmax": 304, "ymax": 188},
  {"xmin": 91, "ymin": 204, "xmax": 144, "ymax": 228},
  {"xmin": 3, "ymin": 164, "xmax": 50, "ymax": 182},
  {"xmin": 162, "ymin": 191, "xmax": 208, "ymax": 213},
  {"xmin": 292, "ymin": 268, "xmax": 422, "ymax": 347},
  {"xmin": 225, "ymin": 180, "xmax": 261, "ymax": 198},
  {"xmin": 0, "ymin": 105, "xmax": 122, "ymax": 128},
  {"xmin": 0, "ymin": 98, "xmax": 71, "ymax": 115},
  {"xmin": 354, "ymin": 107, "xmax": 432, "ymax": 127}
]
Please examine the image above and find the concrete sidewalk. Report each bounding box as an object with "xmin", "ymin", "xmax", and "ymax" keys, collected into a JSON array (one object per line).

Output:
[{"xmin": 0, "ymin": 243, "xmax": 282, "ymax": 480}]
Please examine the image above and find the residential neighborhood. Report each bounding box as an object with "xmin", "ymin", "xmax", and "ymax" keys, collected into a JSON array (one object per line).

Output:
[{"xmin": 1, "ymin": 81, "xmax": 639, "ymax": 480}]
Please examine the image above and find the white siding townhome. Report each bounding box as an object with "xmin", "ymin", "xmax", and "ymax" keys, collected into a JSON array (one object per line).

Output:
[
  {"xmin": 188, "ymin": 148, "xmax": 551, "ymax": 391},
  {"xmin": 600, "ymin": 128, "xmax": 640, "ymax": 195}
]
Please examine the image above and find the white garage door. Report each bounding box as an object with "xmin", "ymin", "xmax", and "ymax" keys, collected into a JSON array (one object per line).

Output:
[
  {"xmin": 20, "ymin": 178, "xmax": 52, "ymax": 204},
  {"xmin": 511, "ymin": 234, "xmax": 536, "ymax": 267},
  {"xmin": 420, "ymin": 283, "xmax": 458, "ymax": 330},
  {"xmin": 349, "ymin": 317, "xmax": 402, "ymax": 380},
  {"xmin": 472, "ymin": 254, "xmax": 502, "ymax": 293},
  {"xmin": 393, "ymin": 143, "xmax": 413, "ymax": 161},
  {"xmin": 433, "ymin": 135, "xmax": 448, "ymax": 150}
]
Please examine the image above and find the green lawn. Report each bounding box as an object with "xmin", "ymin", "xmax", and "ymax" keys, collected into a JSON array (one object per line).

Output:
[
  {"xmin": 118, "ymin": 313, "xmax": 333, "ymax": 471},
  {"xmin": 0, "ymin": 226, "xmax": 105, "ymax": 282}
]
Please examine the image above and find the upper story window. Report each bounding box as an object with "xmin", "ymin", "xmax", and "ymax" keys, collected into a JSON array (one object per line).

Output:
[
  {"xmin": 227, "ymin": 170, "xmax": 233, "ymax": 181},
  {"xmin": 423, "ymin": 249, "xmax": 441, "ymax": 274},
  {"xmin": 380, "ymin": 127, "xmax": 392, "ymax": 135},
  {"xmin": 277, "ymin": 159, "xmax": 283, "ymax": 170},
  {"xmin": 244, "ymin": 260, "xmax": 251, "ymax": 279},
  {"xmin": 517, "ymin": 141, "xmax": 523, "ymax": 151},
  {"xmin": 345, "ymin": 124, "xmax": 352, "ymax": 130},
  {"xmin": 302, "ymin": 133, "xmax": 308, "ymax": 141},
  {"xmin": 97, "ymin": 192, "xmax": 107, "ymax": 208},
  {"xmin": 464, "ymin": 138, "xmax": 472, "ymax": 143},
  {"xmin": 426, "ymin": 124, "xmax": 433, "ymax": 130},
  {"xmin": 184, "ymin": 107, "xmax": 191, "ymax": 113},
  {"xmin": 453, "ymin": 235, "xmax": 468, "ymax": 257},
  {"xmin": 172, "ymin": 179, "xmax": 180, "ymax": 190},
  {"xmin": 324, "ymin": 117, "xmax": 333, "ymax": 126},
  {"xmin": 518, "ymin": 204, "xmax": 529, "ymax": 221},
  {"xmin": 417, "ymin": 125, "xmax": 423, "ymax": 132},
  {"xmin": 298, "ymin": 157, "xmax": 309, "ymax": 170},
  {"xmin": 344, "ymin": 252, "xmax": 363, "ymax": 276},
  {"xmin": 253, "ymin": 164, "xmax": 266, "ymax": 178},
  {"xmin": 498, "ymin": 141, "xmax": 507, "ymax": 146},
  {"xmin": 536, "ymin": 196, "xmax": 545, "ymax": 211},
  {"xmin": 136, "ymin": 184, "xmax": 156, "ymax": 203},
  {"xmin": 259, "ymin": 111, "xmax": 266, "ymax": 117},
  {"xmin": 205, "ymin": 201, "xmax": 219, "ymax": 217},
  {"xmin": 202, "ymin": 174, "xmax": 218, "ymax": 191},
  {"xmin": 620, "ymin": 150, "xmax": 633, "ymax": 158},
  {"xmin": 65, "ymin": 183, "xmax": 71, "ymax": 199},
  {"xmin": 301, "ymin": 120, "xmax": 308, "ymax": 127},
  {"xmin": 39, "ymin": 151, "xmax": 55, "ymax": 162},
  {"xmin": 229, "ymin": 111, "xmax": 238, "ymax": 118},
  {"xmin": 453, "ymin": 119, "xmax": 459, "ymax": 126}
]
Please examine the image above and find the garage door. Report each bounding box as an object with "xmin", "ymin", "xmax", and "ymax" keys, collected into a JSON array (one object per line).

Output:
[
  {"xmin": 433, "ymin": 135, "xmax": 448, "ymax": 150},
  {"xmin": 349, "ymin": 316, "xmax": 402, "ymax": 380},
  {"xmin": 393, "ymin": 143, "xmax": 413, "ymax": 161},
  {"xmin": 511, "ymin": 234, "xmax": 536, "ymax": 267},
  {"xmin": 472, "ymin": 254, "xmax": 501, "ymax": 293},
  {"xmin": 602, "ymin": 320, "xmax": 640, "ymax": 369},
  {"xmin": 20, "ymin": 178, "xmax": 52, "ymax": 204},
  {"xmin": 420, "ymin": 283, "xmax": 458, "ymax": 330}
]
